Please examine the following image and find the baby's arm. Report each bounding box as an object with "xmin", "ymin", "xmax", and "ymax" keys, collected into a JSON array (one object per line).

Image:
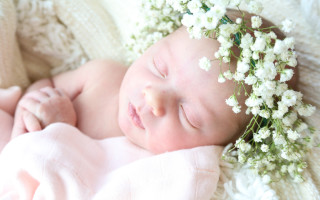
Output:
[{"xmin": 11, "ymin": 60, "xmax": 116, "ymax": 138}]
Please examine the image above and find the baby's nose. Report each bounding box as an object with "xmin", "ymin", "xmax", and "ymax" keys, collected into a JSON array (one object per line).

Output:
[{"xmin": 143, "ymin": 86, "xmax": 166, "ymax": 116}]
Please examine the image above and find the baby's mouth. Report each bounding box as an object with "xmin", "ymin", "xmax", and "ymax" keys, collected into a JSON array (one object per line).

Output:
[{"xmin": 128, "ymin": 103, "xmax": 145, "ymax": 129}]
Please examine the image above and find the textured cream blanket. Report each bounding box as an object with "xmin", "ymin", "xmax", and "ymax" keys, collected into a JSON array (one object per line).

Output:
[{"xmin": 0, "ymin": 0, "xmax": 319, "ymax": 199}]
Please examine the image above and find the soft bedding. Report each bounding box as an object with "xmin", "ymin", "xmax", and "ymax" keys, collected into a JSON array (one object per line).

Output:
[
  {"xmin": 0, "ymin": 123, "xmax": 221, "ymax": 199},
  {"xmin": 0, "ymin": 0, "xmax": 320, "ymax": 199}
]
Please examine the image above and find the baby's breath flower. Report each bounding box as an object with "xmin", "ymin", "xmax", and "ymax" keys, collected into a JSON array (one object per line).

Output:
[
  {"xmin": 251, "ymin": 37, "xmax": 266, "ymax": 52},
  {"xmin": 280, "ymin": 69, "xmax": 294, "ymax": 82},
  {"xmin": 240, "ymin": 33, "xmax": 253, "ymax": 49},
  {"xmin": 281, "ymin": 90, "xmax": 297, "ymax": 107},
  {"xmin": 199, "ymin": 56, "xmax": 211, "ymax": 71},
  {"xmin": 237, "ymin": 60, "xmax": 250, "ymax": 74},
  {"xmin": 296, "ymin": 122, "xmax": 308, "ymax": 133},
  {"xmin": 226, "ymin": 95, "xmax": 238, "ymax": 107},
  {"xmin": 187, "ymin": 0, "xmax": 202, "ymax": 14},
  {"xmin": 232, "ymin": 105, "xmax": 241, "ymax": 113},
  {"xmin": 211, "ymin": 4, "xmax": 227, "ymax": 19},
  {"xmin": 218, "ymin": 73, "xmax": 226, "ymax": 83},
  {"xmin": 281, "ymin": 19, "xmax": 295, "ymax": 33},
  {"xmin": 253, "ymin": 133, "xmax": 262, "ymax": 142},
  {"xmin": 273, "ymin": 132, "xmax": 286, "ymax": 145},
  {"xmin": 297, "ymin": 104, "xmax": 316, "ymax": 117},
  {"xmin": 273, "ymin": 39, "xmax": 287, "ymax": 55},
  {"xmin": 236, "ymin": 17, "xmax": 242, "ymax": 24},
  {"xmin": 244, "ymin": 74, "xmax": 258, "ymax": 85},
  {"xmin": 282, "ymin": 112, "xmax": 298, "ymax": 126},
  {"xmin": 251, "ymin": 16, "xmax": 262, "ymax": 28},
  {"xmin": 181, "ymin": 14, "xmax": 195, "ymax": 27},
  {"xmin": 233, "ymin": 72, "xmax": 245, "ymax": 81},
  {"xmin": 201, "ymin": 11, "xmax": 220, "ymax": 30},
  {"xmin": 261, "ymin": 144, "xmax": 269, "ymax": 152},
  {"xmin": 259, "ymin": 110, "xmax": 270, "ymax": 119},
  {"xmin": 223, "ymin": 70, "xmax": 233, "ymax": 80},
  {"xmin": 287, "ymin": 129, "xmax": 300, "ymax": 141},
  {"xmin": 239, "ymin": 142, "xmax": 252, "ymax": 153},
  {"xmin": 259, "ymin": 127, "xmax": 271, "ymax": 139},
  {"xmin": 248, "ymin": 1, "xmax": 263, "ymax": 14}
]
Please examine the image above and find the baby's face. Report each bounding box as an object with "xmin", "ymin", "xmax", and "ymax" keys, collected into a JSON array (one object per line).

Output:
[{"xmin": 118, "ymin": 27, "xmax": 246, "ymax": 153}]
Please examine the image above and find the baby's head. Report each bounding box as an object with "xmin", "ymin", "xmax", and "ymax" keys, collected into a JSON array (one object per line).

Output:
[{"xmin": 118, "ymin": 25, "xmax": 251, "ymax": 153}]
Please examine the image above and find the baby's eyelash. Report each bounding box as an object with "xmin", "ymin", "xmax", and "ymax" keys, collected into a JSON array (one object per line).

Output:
[
  {"xmin": 153, "ymin": 58, "xmax": 167, "ymax": 79},
  {"xmin": 180, "ymin": 105, "xmax": 197, "ymax": 129}
]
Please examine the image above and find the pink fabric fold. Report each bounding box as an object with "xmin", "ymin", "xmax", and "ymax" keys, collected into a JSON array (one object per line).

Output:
[{"xmin": 0, "ymin": 123, "xmax": 222, "ymax": 200}]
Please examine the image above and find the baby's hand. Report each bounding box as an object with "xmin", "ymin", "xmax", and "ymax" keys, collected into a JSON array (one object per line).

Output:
[{"xmin": 19, "ymin": 87, "xmax": 77, "ymax": 128}]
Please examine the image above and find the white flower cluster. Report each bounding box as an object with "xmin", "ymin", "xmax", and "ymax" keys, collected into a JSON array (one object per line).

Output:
[
  {"xmin": 129, "ymin": 0, "xmax": 317, "ymax": 182},
  {"xmin": 126, "ymin": 0, "xmax": 182, "ymax": 62}
]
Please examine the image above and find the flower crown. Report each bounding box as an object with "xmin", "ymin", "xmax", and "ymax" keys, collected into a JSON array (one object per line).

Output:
[{"xmin": 127, "ymin": 0, "xmax": 317, "ymax": 183}]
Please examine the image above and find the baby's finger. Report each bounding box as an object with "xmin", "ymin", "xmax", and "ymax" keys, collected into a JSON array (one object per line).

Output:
[
  {"xmin": 40, "ymin": 87, "xmax": 60, "ymax": 97},
  {"xmin": 19, "ymin": 98, "xmax": 40, "ymax": 116},
  {"xmin": 24, "ymin": 90, "xmax": 48, "ymax": 102},
  {"xmin": 55, "ymin": 88, "xmax": 67, "ymax": 97},
  {"xmin": 23, "ymin": 111, "xmax": 42, "ymax": 132}
]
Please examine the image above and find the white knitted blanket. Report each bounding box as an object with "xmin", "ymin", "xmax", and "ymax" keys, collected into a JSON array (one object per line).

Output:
[{"xmin": 0, "ymin": 0, "xmax": 319, "ymax": 199}]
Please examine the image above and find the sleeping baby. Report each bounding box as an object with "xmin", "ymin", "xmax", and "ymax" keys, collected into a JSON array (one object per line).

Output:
[{"xmin": 0, "ymin": 12, "xmax": 296, "ymax": 154}]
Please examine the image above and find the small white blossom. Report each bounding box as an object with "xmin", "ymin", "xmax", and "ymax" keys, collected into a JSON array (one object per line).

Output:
[
  {"xmin": 297, "ymin": 104, "xmax": 316, "ymax": 116},
  {"xmin": 251, "ymin": 16, "xmax": 262, "ymax": 28},
  {"xmin": 236, "ymin": 17, "xmax": 242, "ymax": 24},
  {"xmin": 199, "ymin": 57, "xmax": 211, "ymax": 71},
  {"xmin": 287, "ymin": 56, "xmax": 298, "ymax": 67},
  {"xmin": 275, "ymin": 83, "xmax": 288, "ymax": 96},
  {"xmin": 284, "ymin": 37, "xmax": 295, "ymax": 49},
  {"xmin": 251, "ymin": 37, "xmax": 266, "ymax": 52},
  {"xmin": 239, "ymin": 142, "xmax": 252, "ymax": 153},
  {"xmin": 188, "ymin": 26, "xmax": 202, "ymax": 39},
  {"xmin": 218, "ymin": 73, "xmax": 226, "ymax": 83},
  {"xmin": 219, "ymin": 24, "xmax": 239, "ymax": 37},
  {"xmin": 226, "ymin": 95, "xmax": 238, "ymax": 107},
  {"xmin": 282, "ymin": 112, "xmax": 298, "ymax": 126},
  {"xmin": 187, "ymin": 0, "xmax": 202, "ymax": 14},
  {"xmin": 248, "ymin": 1, "xmax": 263, "ymax": 14},
  {"xmin": 273, "ymin": 39, "xmax": 287, "ymax": 55},
  {"xmin": 201, "ymin": 10, "xmax": 219, "ymax": 29},
  {"xmin": 261, "ymin": 144, "xmax": 269, "ymax": 152},
  {"xmin": 259, "ymin": 110, "xmax": 270, "ymax": 119},
  {"xmin": 281, "ymin": 19, "xmax": 294, "ymax": 33},
  {"xmin": 281, "ymin": 90, "xmax": 297, "ymax": 107},
  {"xmin": 268, "ymin": 31, "xmax": 277, "ymax": 39},
  {"xmin": 259, "ymin": 127, "xmax": 271, "ymax": 139},
  {"xmin": 287, "ymin": 129, "xmax": 300, "ymax": 141},
  {"xmin": 181, "ymin": 14, "xmax": 195, "ymax": 27},
  {"xmin": 223, "ymin": 70, "xmax": 233, "ymax": 80},
  {"xmin": 211, "ymin": 4, "xmax": 227, "ymax": 19},
  {"xmin": 254, "ymin": 133, "xmax": 262, "ymax": 142},
  {"xmin": 280, "ymin": 69, "xmax": 294, "ymax": 82},
  {"xmin": 245, "ymin": 95, "xmax": 263, "ymax": 107},
  {"xmin": 240, "ymin": 33, "xmax": 253, "ymax": 49},
  {"xmin": 234, "ymin": 72, "xmax": 245, "ymax": 81},
  {"xmin": 244, "ymin": 74, "xmax": 257, "ymax": 85},
  {"xmin": 251, "ymin": 106, "xmax": 260, "ymax": 115},
  {"xmin": 242, "ymin": 48, "xmax": 252, "ymax": 58},
  {"xmin": 296, "ymin": 122, "xmax": 308, "ymax": 133},
  {"xmin": 273, "ymin": 133, "xmax": 286, "ymax": 145},
  {"xmin": 237, "ymin": 60, "xmax": 250, "ymax": 74},
  {"xmin": 232, "ymin": 105, "xmax": 242, "ymax": 113},
  {"xmin": 255, "ymin": 62, "xmax": 277, "ymax": 81}
]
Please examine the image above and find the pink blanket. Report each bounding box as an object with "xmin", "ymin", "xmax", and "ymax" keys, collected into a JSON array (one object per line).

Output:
[{"xmin": 0, "ymin": 123, "xmax": 222, "ymax": 199}]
